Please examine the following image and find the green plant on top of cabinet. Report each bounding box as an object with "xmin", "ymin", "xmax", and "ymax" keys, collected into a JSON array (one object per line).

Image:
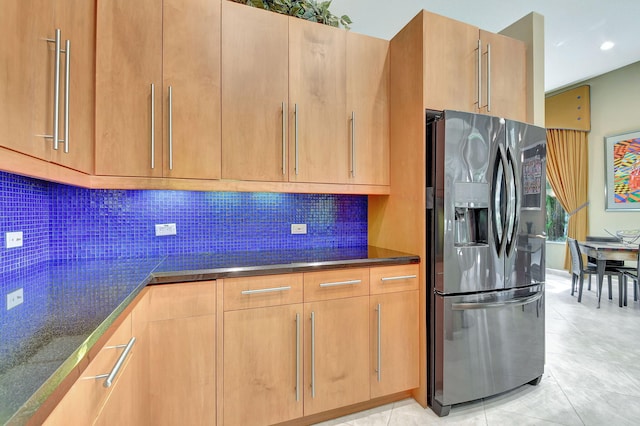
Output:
[
  {"xmin": 95, "ymin": 0, "xmax": 221, "ymax": 179},
  {"xmin": 423, "ymin": 11, "xmax": 526, "ymax": 122},
  {"xmin": 0, "ymin": 0, "xmax": 94, "ymax": 173}
]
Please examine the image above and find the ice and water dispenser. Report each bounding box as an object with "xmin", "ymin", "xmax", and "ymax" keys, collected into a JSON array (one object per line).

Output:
[{"xmin": 453, "ymin": 182, "xmax": 488, "ymax": 246}]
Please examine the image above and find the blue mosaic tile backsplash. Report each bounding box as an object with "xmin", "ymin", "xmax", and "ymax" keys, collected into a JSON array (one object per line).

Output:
[{"xmin": 1, "ymin": 170, "xmax": 367, "ymax": 268}]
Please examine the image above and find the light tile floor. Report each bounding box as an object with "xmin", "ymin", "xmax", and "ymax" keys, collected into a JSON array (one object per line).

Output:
[{"xmin": 316, "ymin": 269, "xmax": 640, "ymax": 425}]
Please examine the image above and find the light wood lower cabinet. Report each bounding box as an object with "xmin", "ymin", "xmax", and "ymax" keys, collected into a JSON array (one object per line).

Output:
[
  {"xmin": 144, "ymin": 281, "xmax": 216, "ymax": 426},
  {"xmin": 303, "ymin": 296, "xmax": 370, "ymax": 415},
  {"xmin": 370, "ymin": 265, "xmax": 420, "ymax": 398},
  {"xmin": 44, "ymin": 313, "xmax": 136, "ymax": 425},
  {"xmin": 223, "ymin": 304, "xmax": 303, "ymax": 425}
]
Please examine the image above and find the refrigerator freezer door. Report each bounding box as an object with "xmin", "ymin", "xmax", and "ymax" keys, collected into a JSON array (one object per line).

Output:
[
  {"xmin": 433, "ymin": 284, "xmax": 545, "ymax": 411},
  {"xmin": 435, "ymin": 111, "xmax": 505, "ymax": 294}
]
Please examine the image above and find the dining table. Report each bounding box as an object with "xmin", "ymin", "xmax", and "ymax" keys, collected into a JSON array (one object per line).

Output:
[{"xmin": 578, "ymin": 240, "xmax": 639, "ymax": 308}]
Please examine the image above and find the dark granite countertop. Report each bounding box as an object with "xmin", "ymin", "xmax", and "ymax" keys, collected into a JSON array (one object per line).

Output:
[{"xmin": 0, "ymin": 246, "xmax": 418, "ymax": 425}]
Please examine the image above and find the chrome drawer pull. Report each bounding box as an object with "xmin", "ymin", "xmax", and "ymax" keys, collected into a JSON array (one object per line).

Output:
[
  {"xmin": 319, "ymin": 279, "xmax": 361, "ymax": 288},
  {"xmin": 241, "ymin": 286, "xmax": 291, "ymax": 295},
  {"xmin": 380, "ymin": 274, "xmax": 417, "ymax": 282},
  {"xmin": 92, "ymin": 337, "xmax": 136, "ymax": 388}
]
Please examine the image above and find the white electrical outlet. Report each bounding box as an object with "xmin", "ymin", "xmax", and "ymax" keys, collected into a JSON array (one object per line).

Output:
[
  {"xmin": 291, "ymin": 224, "xmax": 307, "ymax": 235},
  {"xmin": 7, "ymin": 288, "xmax": 23, "ymax": 310},
  {"xmin": 6, "ymin": 231, "xmax": 23, "ymax": 248},
  {"xmin": 155, "ymin": 223, "xmax": 177, "ymax": 236}
]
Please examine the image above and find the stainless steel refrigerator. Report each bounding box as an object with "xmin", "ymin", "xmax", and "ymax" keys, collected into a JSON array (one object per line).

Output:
[{"xmin": 426, "ymin": 110, "xmax": 546, "ymax": 416}]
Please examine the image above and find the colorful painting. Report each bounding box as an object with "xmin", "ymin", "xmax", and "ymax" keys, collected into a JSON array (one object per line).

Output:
[{"xmin": 605, "ymin": 131, "xmax": 640, "ymax": 210}]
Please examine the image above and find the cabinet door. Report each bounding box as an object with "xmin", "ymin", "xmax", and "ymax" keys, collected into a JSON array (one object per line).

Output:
[
  {"xmin": 163, "ymin": 0, "xmax": 221, "ymax": 179},
  {"xmin": 289, "ymin": 18, "xmax": 348, "ymax": 184},
  {"xmin": 49, "ymin": 0, "xmax": 95, "ymax": 173},
  {"xmin": 148, "ymin": 314, "xmax": 216, "ymax": 426},
  {"xmin": 0, "ymin": 0, "xmax": 52, "ymax": 161},
  {"xmin": 224, "ymin": 304, "xmax": 303, "ymax": 425},
  {"xmin": 93, "ymin": 352, "xmax": 136, "ymax": 426},
  {"xmin": 370, "ymin": 291, "xmax": 419, "ymax": 398},
  {"xmin": 303, "ymin": 296, "xmax": 370, "ymax": 415},
  {"xmin": 44, "ymin": 314, "xmax": 133, "ymax": 425},
  {"xmin": 95, "ymin": 0, "xmax": 163, "ymax": 177},
  {"xmin": 423, "ymin": 11, "xmax": 478, "ymax": 113},
  {"xmin": 221, "ymin": 1, "xmax": 289, "ymax": 182},
  {"xmin": 479, "ymin": 30, "xmax": 527, "ymax": 121},
  {"xmin": 346, "ymin": 32, "xmax": 389, "ymax": 186}
]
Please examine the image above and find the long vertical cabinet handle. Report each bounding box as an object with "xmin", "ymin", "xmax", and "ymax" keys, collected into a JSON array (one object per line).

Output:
[
  {"xmin": 376, "ymin": 303, "xmax": 381, "ymax": 382},
  {"xmin": 168, "ymin": 86, "xmax": 173, "ymax": 170},
  {"xmin": 294, "ymin": 104, "xmax": 299, "ymax": 176},
  {"xmin": 310, "ymin": 311, "xmax": 315, "ymax": 398},
  {"xmin": 486, "ymin": 43, "xmax": 492, "ymax": 112},
  {"xmin": 295, "ymin": 312, "xmax": 300, "ymax": 401},
  {"xmin": 150, "ymin": 84, "xmax": 155, "ymax": 169},
  {"xmin": 476, "ymin": 39, "xmax": 482, "ymax": 109},
  {"xmin": 351, "ymin": 111, "xmax": 356, "ymax": 177},
  {"xmin": 62, "ymin": 39, "xmax": 70, "ymax": 153},
  {"xmin": 282, "ymin": 102, "xmax": 287, "ymax": 175},
  {"xmin": 103, "ymin": 337, "xmax": 136, "ymax": 388}
]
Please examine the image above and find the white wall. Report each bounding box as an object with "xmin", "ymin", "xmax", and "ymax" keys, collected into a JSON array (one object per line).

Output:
[{"xmin": 545, "ymin": 60, "xmax": 640, "ymax": 269}]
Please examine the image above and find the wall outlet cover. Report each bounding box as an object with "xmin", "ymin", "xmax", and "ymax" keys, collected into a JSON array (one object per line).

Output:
[
  {"xmin": 155, "ymin": 223, "xmax": 177, "ymax": 237},
  {"xmin": 6, "ymin": 231, "xmax": 23, "ymax": 249},
  {"xmin": 291, "ymin": 224, "xmax": 307, "ymax": 235},
  {"xmin": 7, "ymin": 288, "xmax": 24, "ymax": 310}
]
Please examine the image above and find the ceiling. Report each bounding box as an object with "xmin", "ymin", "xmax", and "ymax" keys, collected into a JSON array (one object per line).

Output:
[{"xmin": 330, "ymin": 0, "xmax": 640, "ymax": 92}]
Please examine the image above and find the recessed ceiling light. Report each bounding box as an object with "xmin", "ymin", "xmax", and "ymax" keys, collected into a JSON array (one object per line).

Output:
[{"xmin": 600, "ymin": 41, "xmax": 615, "ymax": 51}]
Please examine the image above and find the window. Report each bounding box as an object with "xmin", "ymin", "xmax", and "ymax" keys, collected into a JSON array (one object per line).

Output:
[{"xmin": 545, "ymin": 180, "xmax": 568, "ymax": 242}]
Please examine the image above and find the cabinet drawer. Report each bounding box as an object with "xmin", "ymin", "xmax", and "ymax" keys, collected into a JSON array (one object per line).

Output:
[
  {"xmin": 147, "ymin": 281, "xmax": 216, "ymax": 321},
  {"xmin": 224, "ymin": 273, "xmax": 303, "ymax": 311},
  {"xmin": 370, "ymin": 264, "xmax": 419, "ymax": 295},
  {"xmin": 45, "ymin": 314, "xmax": 134, "ymax": 425},
  {"xmin": 304, "ymin": 268, "xmax": 369, "ymax": 302}
]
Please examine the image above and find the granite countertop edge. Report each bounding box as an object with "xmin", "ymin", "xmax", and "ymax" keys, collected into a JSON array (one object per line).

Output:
[{"xmin": 6, "ymin": 248, "xmax": 419, "ymax": 425}]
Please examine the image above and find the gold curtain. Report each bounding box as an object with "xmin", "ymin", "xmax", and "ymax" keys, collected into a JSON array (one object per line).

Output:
[{"xmin": 546, "ymin": 129, "xmax": 589, "ymax": 270}]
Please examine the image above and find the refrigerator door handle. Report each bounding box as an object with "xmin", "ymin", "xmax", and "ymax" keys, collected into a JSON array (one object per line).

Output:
[
  {"xmin": 451, "ymin": 290, "xmax": 543, "ymax": 311},
  {"xmin": 491, "ymin": 144, "xmax": 509, "ymax": 256},
  {"xmin": 504, "ymin": 147, "xmax": 520, "ymax": 256}
]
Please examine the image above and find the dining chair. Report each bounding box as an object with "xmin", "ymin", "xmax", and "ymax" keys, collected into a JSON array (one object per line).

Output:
[
  {"xmin": 620, "ymin": 244, "xmax": 640, "ymax": 305},
  {"xmin": 568, "ymin": 238, "xmax": 623, "ymax": 305},
  {"xmin": 585, "ymin": 235, "xmax": 624, "ymax": 293}
]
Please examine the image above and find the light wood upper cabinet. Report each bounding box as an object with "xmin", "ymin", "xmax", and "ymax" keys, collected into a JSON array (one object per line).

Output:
[
  {"xmin": 221, "ymin": 1, "xmax": 289, "ymax": 182},
  {"xmin": 95, "ymin": 0, "xmax": 163, "ymax": 177},
  {"xmin": 162, "ymin": 0, "xmax": 221, "ymax": 179},
  {"xmin": 478, "ymin": 30, "xmax": 527, "ymax": 121},
  {"xmin": 0, "ymin": 0, "xmax": 94, "ymax": 173},
  {"xmin": 422, "ymin": 11, "xmax": 527, "ymax": 122},
  {"xmin": 423, "ymin": 11, "xmax": 479, "ymax": 114},
  {"xmin": 50, "ymin": 0, "xmax": 95, "ymax": 173},
  {"xmin": 96, "ymin": 0, "xmax": 220, "ymax": 179},
  {"xmin": 346, "ymin": 32, "xmax": 390, "ymax": 186},
  {"xmin": 289, "ymin": 18, "xmax": 348, "ymax": 184}
]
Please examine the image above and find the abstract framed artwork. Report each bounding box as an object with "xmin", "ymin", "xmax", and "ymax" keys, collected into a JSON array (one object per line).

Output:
[{"xmin": 605, "ymin": 130, "xmax": 640, "ymax": 211}]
